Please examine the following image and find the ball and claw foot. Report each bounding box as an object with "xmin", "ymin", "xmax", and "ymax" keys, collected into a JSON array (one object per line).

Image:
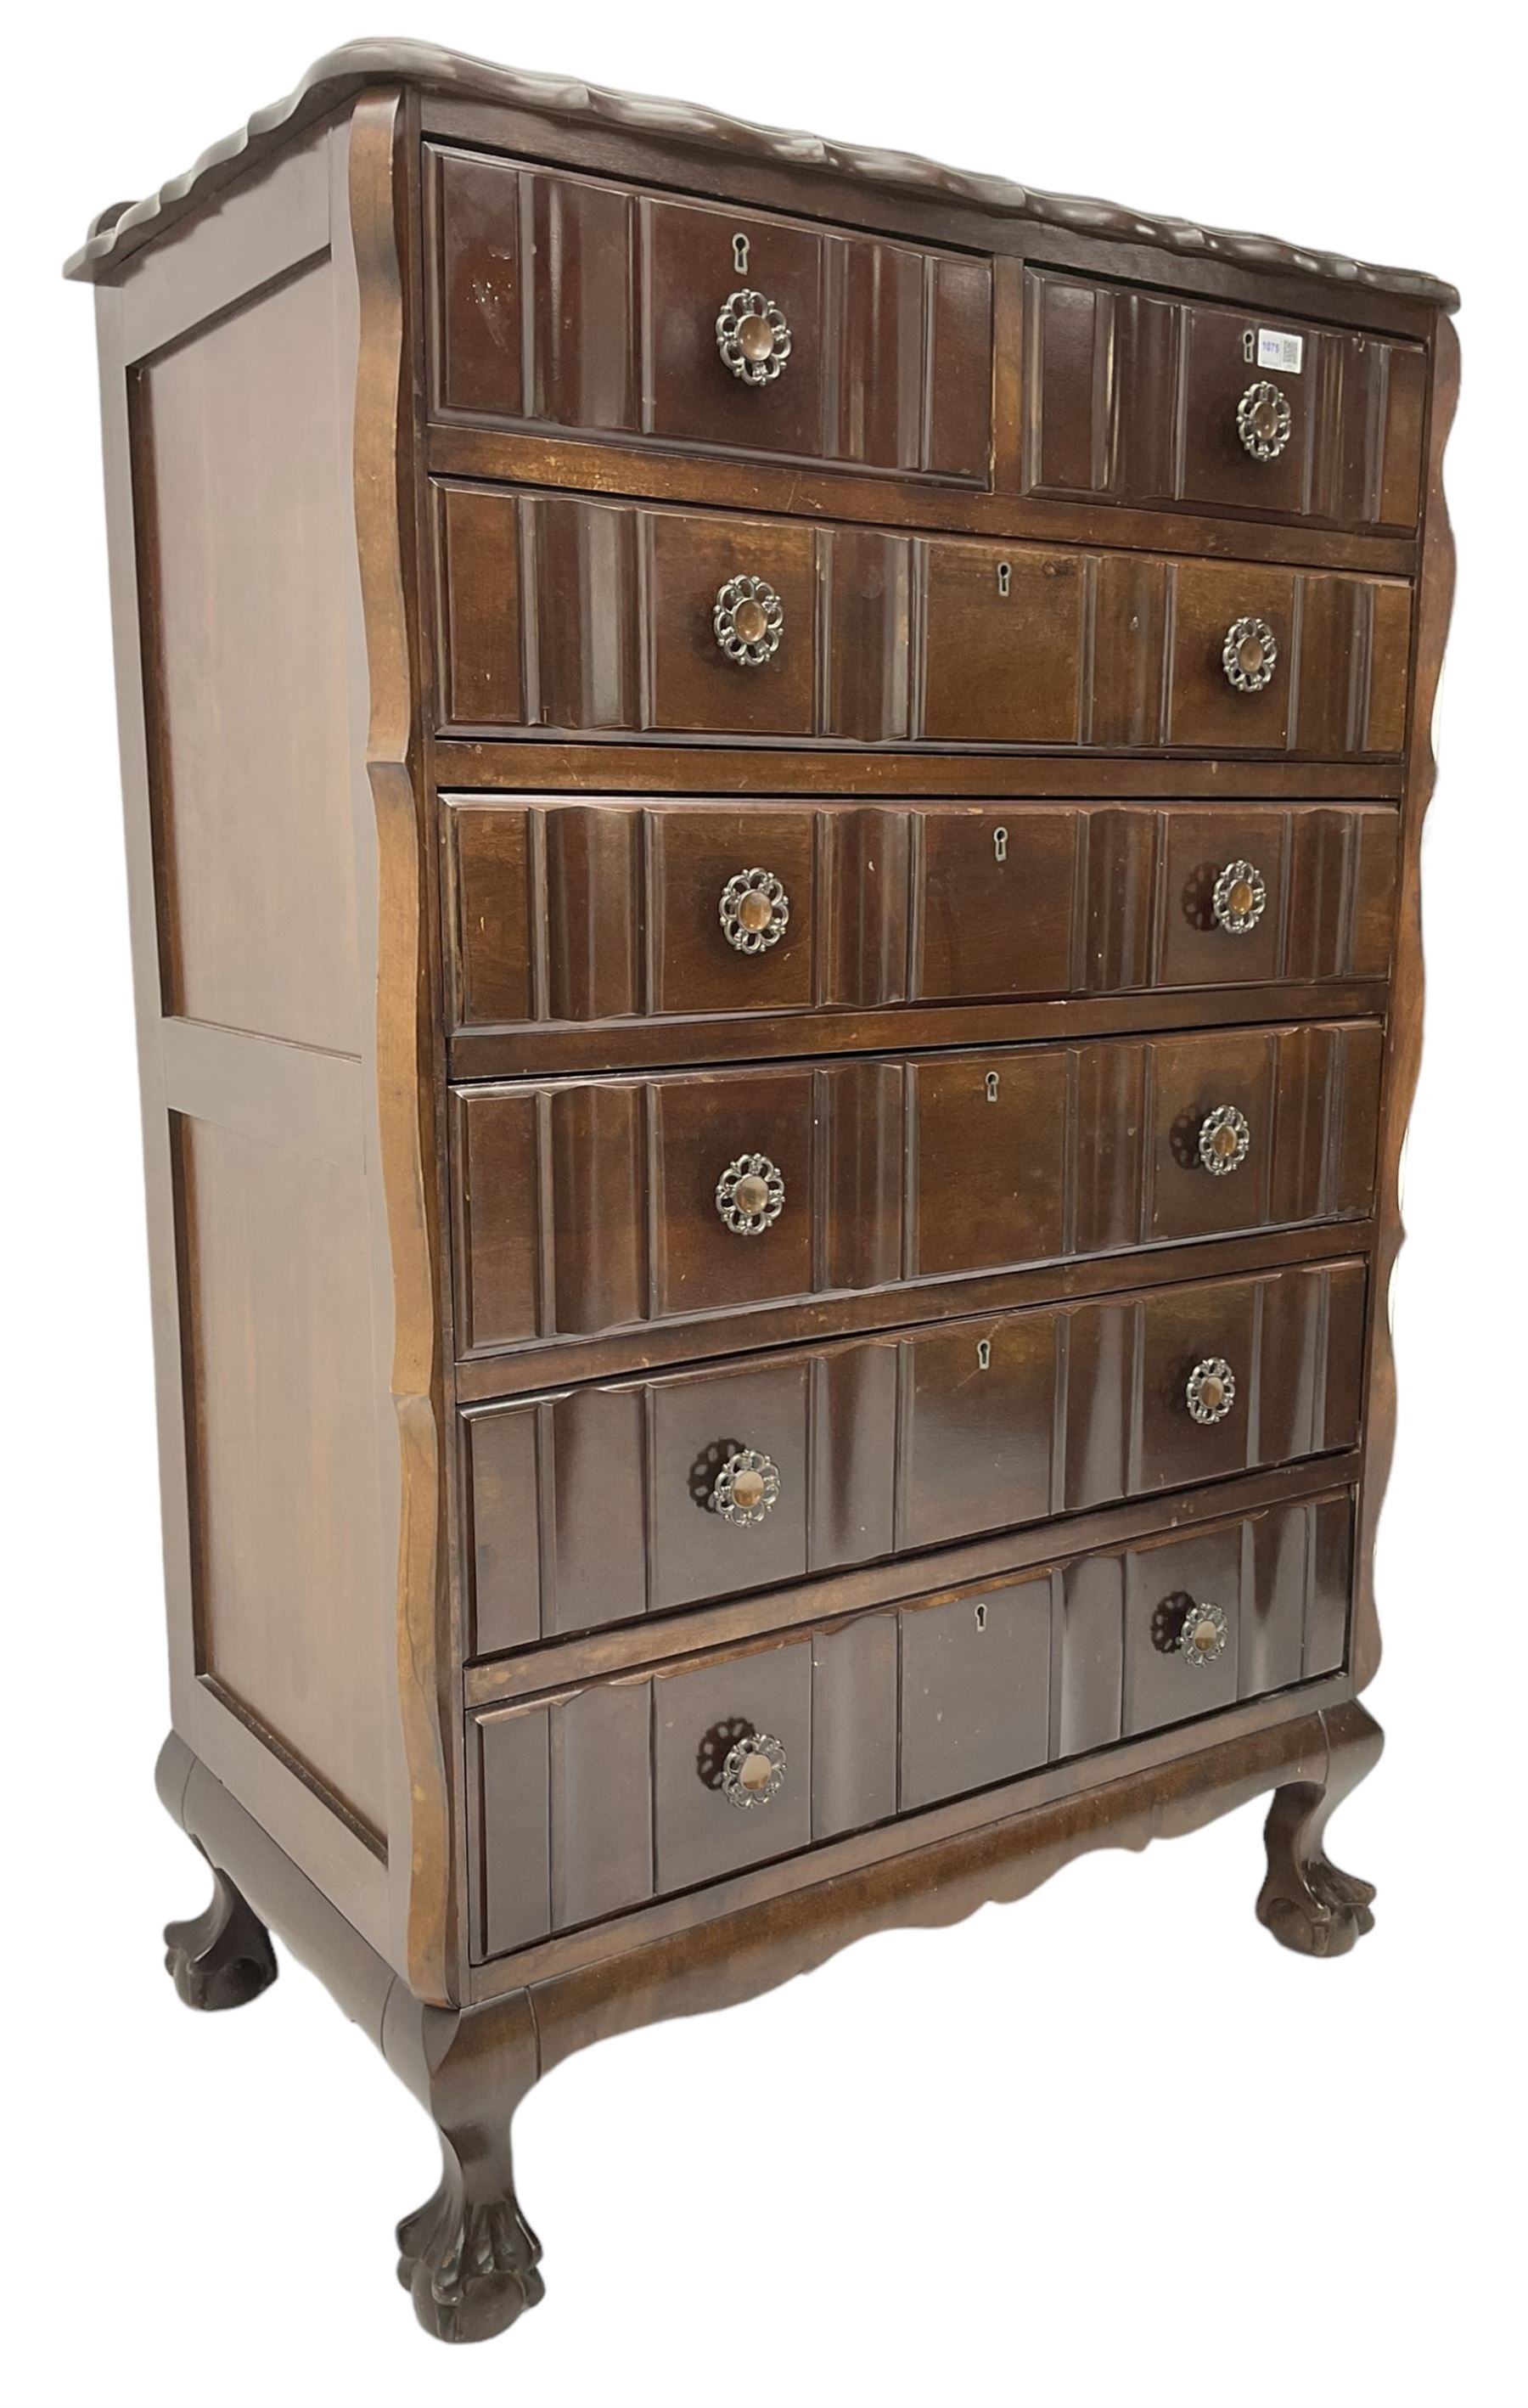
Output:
[
  {"xmin": 1257, "ymin": 1767, "xmax": 1378, "ymax": 1960},
  {"xmin": 396, "ymin": 2189, "xmax": 545, "ymax": 2344},
  {"xmin": 164, "ymin": 1866, "xmax": 278, "ymax": 2011}
]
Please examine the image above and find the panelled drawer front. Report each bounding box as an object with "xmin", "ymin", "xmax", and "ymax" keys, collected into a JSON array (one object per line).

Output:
[
  {"xmin": 1024, "ymin": 268, "xmax": 1427, "ymax": 531},
  {"xmin": 452, "ymin": 1021, "xmax": 1382, "ymax": 1352},
  {"xmin": 429, "ymin": 144, "xmax": 994, "ymax": 482},
  {"xmin": 435, "ymin": 484, "xmax": 1410, "ymax": 753},
  {"xmin": 446, "ymin": 796, "xmax": 1398, "ymax": 1032},
  {"xmin": 463, "ymin": 1257, "xmax": 1365, "ymax": 1650},
  {"xmin": 469, "ymin": 1490, "xmax": 1354, "ymax": 1957}
]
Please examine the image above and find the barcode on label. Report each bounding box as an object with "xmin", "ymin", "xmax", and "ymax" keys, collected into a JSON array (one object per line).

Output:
[{"xmin": 1256, "ymin": 328, "xmax": 1305, "ymax": 374}]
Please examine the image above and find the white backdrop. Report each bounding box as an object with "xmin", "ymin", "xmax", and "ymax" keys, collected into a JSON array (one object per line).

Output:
[{"xmin": 7, "ymin": 4, "xmax": 1522, "ymax": 2400}]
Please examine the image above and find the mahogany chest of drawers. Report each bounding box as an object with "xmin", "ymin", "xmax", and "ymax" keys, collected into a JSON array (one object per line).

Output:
[{"xmin": 70, "ymin": 40, "xmax": 1458, "ymax": 2344}]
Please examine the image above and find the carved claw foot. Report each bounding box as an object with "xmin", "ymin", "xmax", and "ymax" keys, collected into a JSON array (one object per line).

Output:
[
  {"xmin": 165, "ymin": 1865, "xmax": 278, "ymax": 2011},
  {"xmin": 396, "ymin": 2184, "xmax": 544, "ymax": 2344},
  {"xmin": 1256, "ymin": 1702, "xmax": 1383, "ymax": 1960},
  {"xmin": 1258, "ymin": 1833, "xmax": 1376, "ymax": 1957}
]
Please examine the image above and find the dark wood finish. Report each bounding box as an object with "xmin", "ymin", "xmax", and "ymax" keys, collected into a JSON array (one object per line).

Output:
[
  {"xmin": 462, "ymin": 1258, "xmax": 1364, "ymax": 1646},
  {"xmin": 1024, "ymin": 267, "xmax": 1426, "ymax": 532},
  {"xmin": 429, "ymin": 144, "xmax": 992, "ymax": 485},
  {"xmin": 435, "ymin": 481, "xmax": 1411, "ymax": 754},
  {"xmin": 446, "ymin": 796, "xmax": 1398, "ymax": 1038},
  {"xmin": 164, "ymin": 1862, "xmax": 279, "ymax": 2011},
  {"xmin": 452, "ymin": 1022, "xmax": 1381, "ymax": 1356},
  {"xmin": 427, "ymin": 416, "xmax": 1418, "ymax": 576},
  {"xmin": 435, "ymin": 739, "xmax": 1403, "ymax": 798},
  {"xmin": 80, "ymin": 48, "xmax": 1448, "ymax": 2344},
  {"xmin": 464, "ymin": 1454, "xmax": 1362, "ymax": 1711},
  {"xmin": 469, "ymin": 1486, "xmax": 1354, "ymax": 1956},
  {"xmin": 1257, "ymin": 1700, "xmax": 1384, "ymax": 1955}
]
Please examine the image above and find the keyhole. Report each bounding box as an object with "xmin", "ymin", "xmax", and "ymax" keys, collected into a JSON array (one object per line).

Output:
[
  {"xmin": 976, "ymin": 1339, "xmax": 992, "ymax": 1371},
  {"xmin": 993, "ymin": 825, "xmax": 1008, "ymax": 864},
  {"xmin": 997, "ymin": 560, "xmax": 1011, "ymax": 597},
  {"xmin": 1242, "ymin": 328, "xmax": 1256, "ymax": 363},
  {"xmin": 733, "ymin": 231, "xmax": 750, "ymax": 274},
  {"xmin": 985, "ymin": 1072, "xmax": 1000, "ymax": 1103},
  {"xmin": 975, "ymin": 1602, "xmax": 988, "ymax": 1632}
]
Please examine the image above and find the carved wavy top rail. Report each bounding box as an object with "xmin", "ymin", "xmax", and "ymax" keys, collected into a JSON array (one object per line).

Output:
[{"xmin": 65, "ymin": 37, "xmax": 1461, "ymax": 307}]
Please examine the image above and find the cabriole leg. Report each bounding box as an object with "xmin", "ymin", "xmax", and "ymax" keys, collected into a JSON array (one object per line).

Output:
[
  {"xmin": 1257, "ymin": 1701, "xmax": 1383, "ymax": 1959},
  {"xmin": 390, "ymin": 1999, "xmax": 544, "ymax": 2345}
]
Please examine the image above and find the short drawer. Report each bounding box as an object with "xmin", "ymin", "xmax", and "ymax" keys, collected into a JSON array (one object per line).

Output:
[
  {"xmin": 446, "ymin": 796, "xmax": 1398, "ymax": 1033},
  {"xmin": 428, "ymin": 144, "xmax": 993, "ymax": 483},
  {"xmin": 451, "ymin": 1020, "xmax": 1383, "ymax": 1353},
  {"xmin": 435, "ymin": 485, "xmax": 1409, "ymax": 754},
  {"xmin": 1024, "ymin": 268, "xmax": 1427, "ymax": 532},
  {"xmin": 463, "ymin": 1257, "xmax": 1366, "ymax": 1649},
  {"xmin": 468, "ymin": 1488, "xmax": 1354, "ymax": 1957}
]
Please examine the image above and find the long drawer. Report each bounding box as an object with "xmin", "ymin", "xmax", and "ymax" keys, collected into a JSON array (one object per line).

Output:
[
  {"xmin": 452, "ymin": 1019, "xmax": 1382, "ymax": 1354},
  {"xmin": 435, "ymin": 483, "xmax": 1410, "ymax": 752},
  {"xmin": 446, "ymin": 796, "xmax": 1398, "ymax": 1035},
  {"xmin": 468, "ymin": 1487, "xmax": 1354, "ymax": 1958},
  {"xmin": 463, "ymin": 1257, "xmax": 1364, "ymax": 1651}
]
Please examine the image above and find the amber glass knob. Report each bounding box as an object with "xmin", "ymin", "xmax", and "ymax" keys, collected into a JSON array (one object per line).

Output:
[
  {"xmin": 712, "ymin": 1448, "xmax": 781, "ymax": 1526},
  {"xmin": 1237, "ymin": 380, "xmax": 1293, "ymax": 461},
  {"xmin": 1186, "ymin": 1356, "xmax": 1237, "ymax": 1425},
  {"xmin": 714, "ymin": 575, "xmax": 784, "ymax": 667},
  {"xmin": 1212, "ymin": 858, "xmax": 1267, "ymax": 935},
  {"xmin": 716, "ymin": 290, "xmax": 791, "ymax": 385},
  {"xmin": 1177, "ymin": 1601, "xmax": 1230, "ymax": 1665},
  {"xmin": 1222, "ymin": 616, "xmax": 1278, "ymax": 692},
  {"xmin": 721, "ymin": 1729, "xmax": 788, "ymax": 1807},
  {"xmin": 716, "ymin": 1152, "xmax": 785, "ymax": 1235},
  {"xmin": 1198, "ymin": 1105, "xmax": 1251, "ymax": 1176},
  {"xmin": 720, "ymin": 868, "xmax": 789, "ymax": 954}
]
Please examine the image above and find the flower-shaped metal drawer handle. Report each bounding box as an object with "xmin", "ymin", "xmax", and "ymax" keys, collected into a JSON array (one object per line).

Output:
[
  {"xmin": 1222, "ymin": 615, "xmax": 1278, "ymax": 692},
  {"xmin": 1212, "ymin": 858, "xmax": 1267, "ymax": 935},
  {"xmin": 720, "ymin": 868, "xmax": 789, "ymax": 954},
  {"xmin": 711, "ymin": 1448, "xmax": 781, "ymax": 1527},
  {"xmin": 1186, "ymin": 1356, "xmax": 1237, "ymax": 1425},
  {"xmin": 716, "ymin": 289, "xmax": 791, "ymax": 385},
  {"xmin": 716, "ymin": 1152, "xmax": 785, "ymax": 1235},
  {"xmin": 1177, "ymin": 1601, "xmax": 1230, "ymax": 1666},
  {"xmin": 1198, "ymin": 1104, "xmax": 1251, "ymax": 1176},
  {"xmin": 1237, "ymin": 379, "xmax": 1293, "ymax": 461},
  {"xmin": 721, "ymin": 1729, "xmax": 788, "ymax": 1808},
  {"xmin": 714, "ymin": 575, "xmax": 784, "ymax": 667}
]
